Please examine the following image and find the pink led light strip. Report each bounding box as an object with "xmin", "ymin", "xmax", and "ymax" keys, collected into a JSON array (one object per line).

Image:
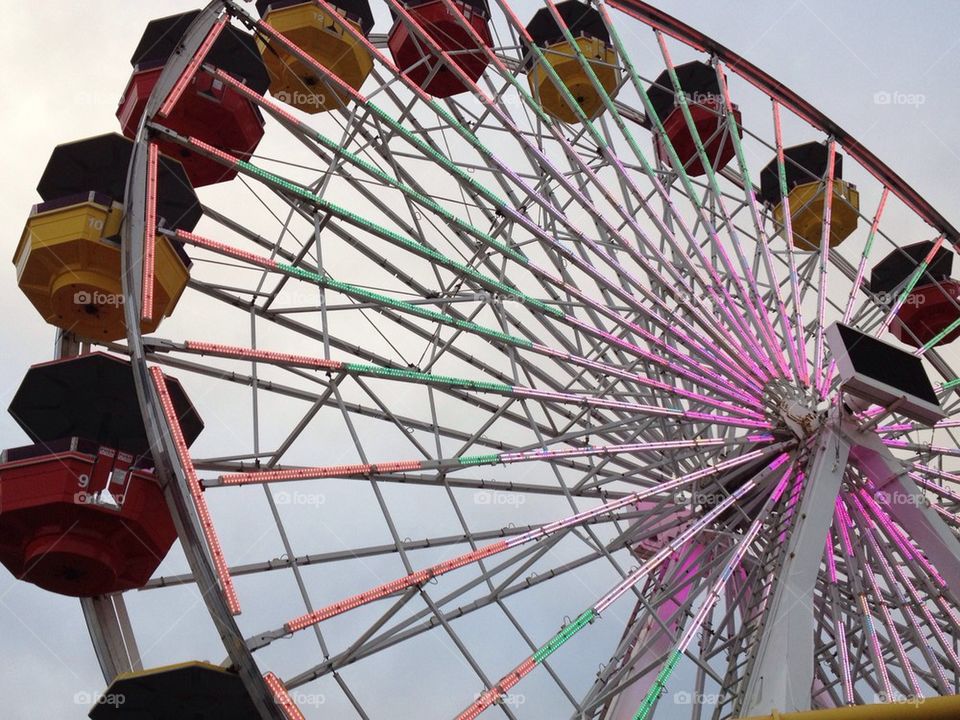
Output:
[
  {"xmin": 141, "ymin": 142, "xmax": 158, "ymax": 324},
  {"xmin": 771, "ymin": 100, "xmax": 810, "ymax": 386},
  {"xmin": 834, "ymin": 497, "xmax": 893, "ymax": 699},
  {"xmin": 813, "ymin": 141, "xmax": 837, "ymax": 393},
  {"xmin": 150, "ymin": 366, "xmax": 240, "ymax": 614},
  {"xmin": 264, "ymin": 672, "xmax": 305, "ymax": 720},
  {"xmin": 845, "ymin": 493, "xmax": 925, "ymax": 696},
  {"xmin": 282, "ymin": 447, "xmax": 784, "ymax": 633},
  {"xmin": 185, "ymin": 341, "xmax": 342, "ymax": 371},
  {"xmin": 157, "ymin": 16, "xmax": 226, "ymax": 118},
  {"xmin": 714, "ymin": 61, "xmax": 804, "ymax": 383},
  {"xmin": 855, "ymin": 489, "xmax": 960, "ymax": 684},
  {"xmin": 175, "ymin": 227, "xmax": 278, "ymax": 270}
]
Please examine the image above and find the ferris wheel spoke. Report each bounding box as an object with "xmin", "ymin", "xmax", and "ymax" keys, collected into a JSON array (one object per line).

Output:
[
  {"xmin": 143, "ymin": 342, "xmax": 653, "ymax": 478},
  {"xmin": 831, "ymin": 498, "xmax": 895, "ymax": 699},
  {"xmin": 627, "ymin": 463, "xmax": 795, "ymax": 720},
  {"xmin": 809, "ymin": 140, "xmax": 838, "ymax": 393},
  {"xmin": 714, "ymin": 60, "xmax": 806, "ymax": 384},
  {"xmin": 511, "ymin": 26, "xmax": 773, "ymax": 380},
  {"xmin": 204, "ymin": 169, "xmax": 752, "ymax": 404},
  {"xmin": 581, "ymin": 542, "xmax": 717, "ymax": 718},
  {"xmin": 170, "ymin": 338, "xmax": 764, "ymax": 423},
  {"xmin": 209, "ymin": 436, "xmax": 780, "ymax": 488},
  {"xmin": 246, "ymin": 91, "xmax": 764, "ymax": 400}
]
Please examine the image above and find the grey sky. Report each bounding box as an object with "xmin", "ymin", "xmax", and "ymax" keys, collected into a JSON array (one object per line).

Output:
[{"xmin": 0, "ymin": 2, "xmax": 957, "ymax": 718}]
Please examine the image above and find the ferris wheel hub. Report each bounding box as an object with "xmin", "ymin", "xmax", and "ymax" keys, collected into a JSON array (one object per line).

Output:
[{"xmin": 763, "ymin": 379, "xmax": 826, "ymax": 440}]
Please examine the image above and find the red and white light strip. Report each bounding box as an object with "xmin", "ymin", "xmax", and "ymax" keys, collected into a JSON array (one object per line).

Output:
[
  {"xmin": 150, "ymin": 366, "xmax": 240, "ymax": 614},
  {"xmin": 264, "ymin": 672, "xmax": 305, "ymax": 720},
  {"xmin": 157, "ymin": 16, "xmax": 226, "ymax": 118},
  {"xmin": 141, "ymin": 141, "xmax": 159, "ymax": 324}
]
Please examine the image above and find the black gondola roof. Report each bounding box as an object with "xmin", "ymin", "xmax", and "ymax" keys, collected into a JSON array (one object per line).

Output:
[
  {"xmin": 759, "ymin": 142, "xmax": 844, "ymax": 206},
  {"xmin": 646, "ymin": 61, "xmax": 721, "ymax": 124},
  {"xmin": 525, "ymin": 0, "xmax": 608, "ymax": 49},
  {"xmin": 870, "ymin": 240, "xmax": 954, "ymax": 295},
  {"xmin": 256, "ymin": 0, "xmax": 376, "ymax": 36},
  {"xmin": 9, "ymin": 353, "xmax": 204, "ymax": 467},
  {"xmin": 132, "ymin": 10, "xmax": 270, "ymax": 93},
  {"xmin": 388, "ymin": 0, "xmax": 489, "ymax": 22},
  {"xmin": 88, "ymin": 663, "xmax": 259, "ymax": 719},
  {"xmin": 36, "ymin": 133, "xmax": 202, "ymax": 232}
]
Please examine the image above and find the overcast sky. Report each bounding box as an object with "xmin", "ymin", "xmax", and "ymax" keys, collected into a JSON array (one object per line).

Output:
[{"xmin": 0, "ymin": 2, "xmax": 958, "ymax": 718}]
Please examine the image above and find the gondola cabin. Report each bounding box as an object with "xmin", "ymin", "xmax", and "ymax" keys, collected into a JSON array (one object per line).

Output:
[
  {"xmin": 524, "ymin": 1, "xmax": 620, "ymax": 123},
  {"xmin": 12, "ymin": 134, "xmax": 197, "ymax": 341},
  {"xmin": 759, "ymin": 142, "xmax": 860, "ymax": 250},
  {"xmin": 0, "ymin": 355, "xmax": 203, "ymax": 597},
  {"xmin": 387, "ymin": 0, "xmax": 493, "ymax": 97},
  {"xmin": 646, "ymin": 61, "xmax": 742, "ymax": 177},
  {"xmin": 871, "ymin": 241, "xmax": 960, "ymax": 348},
  {"xmin": 117, "ymin": 11, "xmax": 269, "ymax": 186},
  {"xmin": 256, "ymin": 0, "xmax": 375, "ymax": 112}
]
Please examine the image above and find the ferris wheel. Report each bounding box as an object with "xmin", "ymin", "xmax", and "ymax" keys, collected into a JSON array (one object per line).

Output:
[{"xmin": 4, "ymin": 0, "xmax": 960, "ymax": 718}]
